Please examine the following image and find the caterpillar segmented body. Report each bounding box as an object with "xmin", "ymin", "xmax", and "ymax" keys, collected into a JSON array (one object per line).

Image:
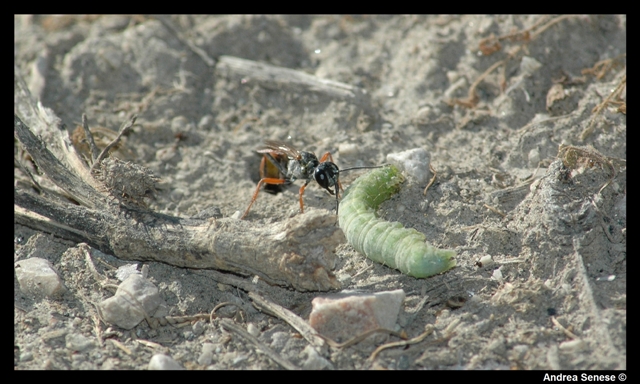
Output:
[{"xmin": 338, "ymin": 165, "xmax": 456, "ymax": 278}]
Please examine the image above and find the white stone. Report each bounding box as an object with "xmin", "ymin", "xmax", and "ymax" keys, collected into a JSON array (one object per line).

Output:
[
  {"xmin": 386, "ymin": 148, "xmax": 431, "ymax": 184},
  {"xmin": 309, "ymin": 289, "xmax": 406, "ymax": 342},
  {"xmin": 338, "ymin": 142, "xmax": 359, "ymax": 156},
  {"xmin": 115, "ymin": 263, "xmax": 140, "ymax": 281},
  {"xmin": 559, "ymin": 339, "xmax": 587, "ymax": 352},
  {"xmin": 302, "ymin": 345, "xmax": 334, "ymax": 370},
  {"xmin": 65, "ymin": 333, "xmax": 94, "ymax": 352},
  {"xmin": 247, "ymin": 323, "xmax": 260, "ymax": 337},
  {"xmin": 148, "ymin": 354, "xmax": 183, "ymax": 370},
  {"xmin": 99, "ymin": 274, "xmax": 162, "ymax": 330},
  {"xmin": 479, "ymin": 255, "xmax": 494, "ymax": 267},
  {"xmin": 492, "ymin": 268, "xmax": 504, "ymax": 282},
  {"xmin": 15, "ymin": 257, "xmax": 67, "ymax": 298}
]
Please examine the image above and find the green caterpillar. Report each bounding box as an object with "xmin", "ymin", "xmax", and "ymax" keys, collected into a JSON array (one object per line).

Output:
[{"xmin": 338, "ymin": 165, "xmax": 456, "ymax": 278}]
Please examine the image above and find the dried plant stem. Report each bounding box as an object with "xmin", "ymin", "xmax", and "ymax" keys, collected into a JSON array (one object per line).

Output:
[{"xmin": 220, "ymin": 318, "xmax": 299, "ymax": 370}]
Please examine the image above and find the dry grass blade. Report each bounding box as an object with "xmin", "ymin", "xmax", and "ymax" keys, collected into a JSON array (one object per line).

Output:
[
  {"xmin": 90, "ymin": 115, "xmax": 137, "ymax": 172},
  {"xmin": 81, "ymin": 114, "xmax": 101, "ymax": 162}
]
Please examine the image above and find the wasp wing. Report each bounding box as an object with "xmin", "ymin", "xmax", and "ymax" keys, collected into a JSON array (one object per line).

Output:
[{"xmin": 258, "ymin": 140, "xmax": 302, "ymax": 160}]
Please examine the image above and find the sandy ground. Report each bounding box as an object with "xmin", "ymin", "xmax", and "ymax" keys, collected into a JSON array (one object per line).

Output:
[{"xmin": 15, "ymin": 15, "xmax": 625, "ymax": 370}]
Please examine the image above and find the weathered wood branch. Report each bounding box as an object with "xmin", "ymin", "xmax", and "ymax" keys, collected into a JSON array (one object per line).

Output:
[
  {"xmin": 15, "ymin": 185, "xmax": 343, "ymax": 291},
  {"xmin": 15, "ymin": 115, "xmax": 106, "ymax": 208},
  {"xmin": 215, "ymin": 55, "xmax": 380, "ymax": 128},
  {"xmin": 216, "ymin": 55, "xmax": 364, "ymax": 101}
]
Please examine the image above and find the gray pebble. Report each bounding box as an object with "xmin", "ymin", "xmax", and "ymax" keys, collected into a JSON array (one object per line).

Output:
[
  {"xmin": 302, "ymin": 345, "xmax": 334, "ymax": 370},
  {"xmin": 15, "ymin": 258, "xmax": 67, "ymax": 298},
  {"xmin": 99, "ymin": 274, "xmax": 162, "ymax": 330},
  {"xmin": 65, "ymin": 333, "xmax": 94, "ymax": 352},
  {"xmin": 148, "ymin": 354, "xmax": 184, "ymax": 370},
  {"xmin": 197, "ymin": 343, "xmax": 216, "ymax": 366}
]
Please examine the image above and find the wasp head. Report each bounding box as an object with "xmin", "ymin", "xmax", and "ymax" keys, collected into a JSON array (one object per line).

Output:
[{"xmin": 314, "ymin": 162, "xmax": 340, "ymax": 195}]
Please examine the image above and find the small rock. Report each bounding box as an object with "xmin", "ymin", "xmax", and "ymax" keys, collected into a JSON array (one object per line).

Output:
[
  {"xmin": 511, "ymin": 344, "xmax": 529, "ymax": 360},
  {"xmin": 546, "ymin": 83, "xmax": 579, "ymax": 116},
  {"xmin": 182, "ymin": 330, "xmax": 195, "ymax": 340},
  {"xmin": 528, "ymin": 147, "xmax": 541, "ymax": 168},
  {"xmin": 231, "ymin": 354, "xmax": 248, "ymax": 366},
  {"xmin": 192, "ymin": 320, "xmax": 206, "ymax": 336},
  {"xmin": 478, "ymin": 255, "xmax": 494, "ymax": 267},
  {"xmin": 19, "ymin": 351, "xmax": 34, "ymax": 362},
  {"xmin": 492, "ymin": 268, "xmax": 503, "ymax": 282},
  {"xmin": 148, "ymin": 354, "xmax": 184, "ymax": 370},
  {"xmin": 65, "ymin": 333, "xmax": 94, "ymax": 352},
  {"xmin": 519, "ymin": 56, "xmax": 542, "ymax": 76},
  {"xmin": 247, "ymin": 323, "xmax": 260, "ymax": 337},
  {"xmin": 115, "ymin": 263, "xmax": 140, "ymax": 282},
  {"xmin": 309, "ymin": 289, "xmax": 406, "ymax": 342},
  {"xmin": 559, "ymin": 339, "xmax": 587, "ymax": 352},
  {"xmin": 41, "ymin": 329, "xmax": 68, "ymax": 342},
  {"xmin": 386, "ymin": 148, "xmax": 431, "ymax": 184},
  {"xmin": 15, "ymin": 257, "xmax": 67, "ymax": 298},
  {"xmin": 99, "ymin": 274, "xmax": 162, "ymax": 330},
  {"xmin": 270, "ymin": 331, "xmax": 289, "ymax": 351},
  {"xmin": 302, "ymin": 345, "xmax": 334, "ymax": 370},
  {"xmin": 487, "ymin": 337, "xmax": 507, "ymax": 356},
  {"xmin": 198, "ymin": 343, "xmax": 216, "ymax": 366},
  {"xmin": 338, "ymin": 142, "xmax": 359, "ymax": 156}
]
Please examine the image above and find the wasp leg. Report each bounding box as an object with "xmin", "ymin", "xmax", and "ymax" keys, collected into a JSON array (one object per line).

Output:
[
  {"xmin": 318, "ymin": 151, "xmax": 335, "ymax": 163},
  {"xmin": 298, "ymin": 179, "xmax": 313, "ymax": 213},
  {"xmin": 241, "ymin": 177, "xmax": 289, "ymax": 219}
]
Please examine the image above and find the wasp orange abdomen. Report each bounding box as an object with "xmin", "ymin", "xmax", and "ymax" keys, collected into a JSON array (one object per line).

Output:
[{"xmin": 260, "ymin": 152, "xmax": 288, "ymax": 194}]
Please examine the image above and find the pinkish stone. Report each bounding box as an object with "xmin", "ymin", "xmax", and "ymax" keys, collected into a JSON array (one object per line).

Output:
[{"xmin": 309, "ymin": 289, "xmax": 405, "ymax": 342}]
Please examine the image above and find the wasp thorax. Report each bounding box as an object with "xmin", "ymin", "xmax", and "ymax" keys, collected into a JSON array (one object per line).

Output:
[{"xmin": 297, "ymin": 152, "xmax": 319, "ymax": 176}]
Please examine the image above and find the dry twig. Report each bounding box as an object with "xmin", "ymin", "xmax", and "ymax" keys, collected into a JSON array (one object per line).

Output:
[
  {"xmin": 220, "ymin": 318, "xmax": 299, "ymax": 370},
  {"xmin": 423, "ymin": 164, "xmax": 437, "ymax": 196},
  {"xmin": 452, "ymin": 15, "xmax": 580, "ymax": 109},
  {"xmin": 581, "ymin": 73, "xmax": 626, "ymax": 141},
  {"xmin": 557, "ymin": 144, "xmax": 622, "ymax": 195},
  {"xmin": 249, "ymin": 292, "xmax": 328, "ymax": 354},
  {"xmin": 551, "ymin": 316, "xmax": 579, "ymax": 340},
  {"xmin": 483, "ymin": 203, "xmax": 506, "ymax": 218},
  {"xmin": 369, "ymin": 324, "xmax": 434, "ymax": 361},
  {"xmin": 319, "ymin": 328, "xmax": 406, "ymax": 350}
]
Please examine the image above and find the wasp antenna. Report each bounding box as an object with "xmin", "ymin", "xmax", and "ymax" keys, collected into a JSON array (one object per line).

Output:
[{"xmin": 338, "ymin": 164, "xmax": 386, "ymax": 173}]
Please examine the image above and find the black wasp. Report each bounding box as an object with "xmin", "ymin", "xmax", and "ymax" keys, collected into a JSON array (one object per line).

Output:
[{"xmin": 241, "ymin": 140, "xmax": 342, "ymax": 219}]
